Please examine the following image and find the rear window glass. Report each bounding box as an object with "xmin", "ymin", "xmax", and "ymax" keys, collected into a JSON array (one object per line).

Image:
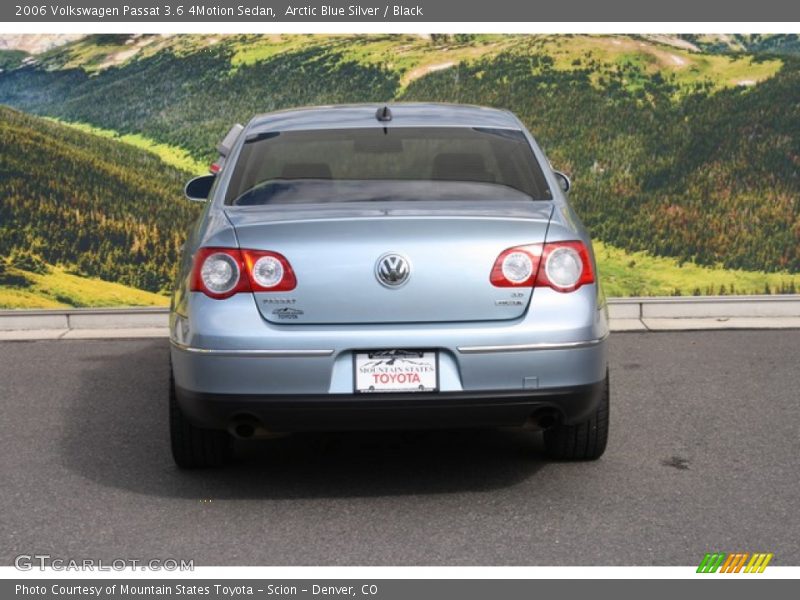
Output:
[{"xmin": 224, "ymin": 127, "xmax": 552, "ymax": 205}]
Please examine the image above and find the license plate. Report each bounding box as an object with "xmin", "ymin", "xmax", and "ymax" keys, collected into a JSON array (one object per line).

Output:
[{"xmin": 354, "ymin": 350, "xmax": 438, "ymax": 393}]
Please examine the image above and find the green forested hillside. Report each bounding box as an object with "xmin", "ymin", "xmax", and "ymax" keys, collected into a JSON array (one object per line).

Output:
[
  {"xmin": 0, "ymin": 49, "xmax": 27, "ymax": 70},
  {"xmin": 0, "ymin": 34, "xmax": 798, "ymax": 301},
  {"xmin": 2, "ymin": 105, "xmax": 797, "ymax": 306},
  {"xmin": 401, "ymin": 51, "xmax": 800, "ymax": 273},
  {"xmin": 0, "ymin": 105, "xmax": 198, "ymax": 295},
  {"xmin": 0, "ymin": 263, "xmax": 168, "ymax": 308},
  {"xmin": 0, "ymin": 39, "xmax": 398, "ymax": 160},
  {"xmin": 681, "ymin": 34, "xmax": 800, "ymax": 56}
]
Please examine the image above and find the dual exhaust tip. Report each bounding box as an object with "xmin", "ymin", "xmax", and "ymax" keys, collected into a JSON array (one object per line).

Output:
[
  {"xmin": 228, "ymin": 416, "xmax": 266, "ymax": 439},
  {"xmin": 527, "ymin": 409, "xmax": 561, "ymax": 430}
]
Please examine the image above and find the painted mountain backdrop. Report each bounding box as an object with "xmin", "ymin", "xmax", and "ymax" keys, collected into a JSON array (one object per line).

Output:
[{"xmin": 1, "ymin": 34, "xmax": 799, "ymax": 307}]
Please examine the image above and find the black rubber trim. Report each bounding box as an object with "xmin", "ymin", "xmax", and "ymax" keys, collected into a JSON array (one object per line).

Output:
[{"xmin": 174, "ymin": 381, "xmax": 606, "ymax": 432}]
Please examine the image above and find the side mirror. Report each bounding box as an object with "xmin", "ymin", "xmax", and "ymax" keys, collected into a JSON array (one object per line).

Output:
[
  {"xmin": 553, "ymin": 171, "xmax": 571, "ymax": 194},
  {"xmin": 184, "ymin": 175, "xmax": 215, "ymax": 202}
]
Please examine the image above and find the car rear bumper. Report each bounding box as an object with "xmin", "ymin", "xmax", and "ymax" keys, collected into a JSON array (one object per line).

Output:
[
  {"xmin": 170, "ymin": 286, "xmax": 609, "ymax": 432},
  {"xmin": 170, "ymin": 335, "xmax": 608, "ymax": 398},
  {"xmin": 174, "ymin": 380, "xmax": 606, "ymax": 432}
]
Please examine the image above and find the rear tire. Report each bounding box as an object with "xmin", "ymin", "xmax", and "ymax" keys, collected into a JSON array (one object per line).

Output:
[
  {"xmin": 169, "ymin": 370, "xmax": 231, "ymax": 468},
  {"xmin": 543, "ymin": 371, "xmax": 609, "ymax": 460}
]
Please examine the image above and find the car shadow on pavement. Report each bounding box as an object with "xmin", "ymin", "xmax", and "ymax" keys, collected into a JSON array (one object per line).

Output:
[{"xmin": 61, "ymin": 340, "xmax": 546, "ymax": 499}]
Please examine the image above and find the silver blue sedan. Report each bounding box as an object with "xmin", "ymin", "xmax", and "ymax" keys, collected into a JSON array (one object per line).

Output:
[{"xmin": 170, "ymin": 103, "xmax": 609, "ymax": 467}]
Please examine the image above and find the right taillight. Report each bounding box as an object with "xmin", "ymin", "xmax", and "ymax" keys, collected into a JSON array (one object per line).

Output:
[
  {"xmin": 490, "ymin": 241, "xmax": 594, "ymax": 292},
  {"xmin": 191, "ymin": 247, "xmax": 296, "ymax": 299}
]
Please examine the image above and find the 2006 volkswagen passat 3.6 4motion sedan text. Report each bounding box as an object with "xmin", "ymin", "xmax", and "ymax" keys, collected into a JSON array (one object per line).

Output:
[{"xmin": 170, "ymin": 103, "xmax": 610, "ymax": 468}]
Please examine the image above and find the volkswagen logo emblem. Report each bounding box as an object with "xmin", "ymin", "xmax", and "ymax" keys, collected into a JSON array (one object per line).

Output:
[{"xmin": 376, "ymin": 253, "xmax": 411, "ymax": 288}]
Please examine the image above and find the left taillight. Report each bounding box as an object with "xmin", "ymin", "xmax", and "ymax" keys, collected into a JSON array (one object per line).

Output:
[{"xmin": 190, "ymin": 247, "xmax": 296, "ymax": 299}]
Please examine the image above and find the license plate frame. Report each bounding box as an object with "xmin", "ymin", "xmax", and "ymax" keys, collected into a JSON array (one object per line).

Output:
[{"xmin": 353, "ymin": 349, "xmax": 439, "ymax": 394}]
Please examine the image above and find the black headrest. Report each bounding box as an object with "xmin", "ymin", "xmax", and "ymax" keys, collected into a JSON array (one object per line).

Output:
[
  {"xmin": 280, "ymin": 162, "xmax": 332, "ymax": 179},
  {"xmin": 431, "ymin": 153, "xmax": 491, "ymax": 181}
]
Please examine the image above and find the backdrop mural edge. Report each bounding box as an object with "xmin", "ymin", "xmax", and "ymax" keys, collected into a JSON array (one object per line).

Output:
[{"xmin": 3, "ymin": 0, "xmax": 800, "ymax": 23}]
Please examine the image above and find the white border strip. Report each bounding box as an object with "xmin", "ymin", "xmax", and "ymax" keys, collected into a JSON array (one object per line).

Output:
[
  {"xmin": 1, "ymin": 566, "xmax": 799, "ymax": 579},
  {"xmin": 2, "ymin": 22, "xmax": 800, "ymax": 34},
  {"xmin": 1, "ymin": 22, "xmax": 797, "ymax": 584}
]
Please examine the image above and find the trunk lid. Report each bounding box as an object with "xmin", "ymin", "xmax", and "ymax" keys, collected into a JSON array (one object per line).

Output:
[{"xmin": 226, "ymin": 200, "xmax": 552, "ymax": 325}]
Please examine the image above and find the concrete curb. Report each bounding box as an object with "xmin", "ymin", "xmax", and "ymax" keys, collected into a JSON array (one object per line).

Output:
[
  {"xmin": 604, "ymin": 295, "xmax": 800, "ymax": 331},
  {"xmin": 0, "ymin": 307, "xmax": 167, "ymax": 332},
  {"xmin": 1, "ymin": 296, "xmax": 799, "ymax": 340}
]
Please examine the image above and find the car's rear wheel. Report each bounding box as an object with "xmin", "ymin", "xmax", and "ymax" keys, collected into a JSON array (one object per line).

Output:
[
  {"xmin": 169, "ymin": 370, "xmax": 232, "ymax": 468},
  {"xmin": 543, "ymin": 371, "xmax": 609, "ymax": 460}
]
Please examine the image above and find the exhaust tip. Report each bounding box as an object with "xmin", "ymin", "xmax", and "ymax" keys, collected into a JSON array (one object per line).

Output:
[
  {"xmin": 234, "ymin": 422, "xmax": 255, "ymax": 439},
  {"xmin": 228, "ymin": 416, "xmax": 289, "ymax": 439},
  {"xmin": 229, "ymin": 416, "xmax": 260, "ymax": 439},
  {"xmin": 537, "ymin": 413, "xmax": 557, "ymax": 430},
  {"xmin": 528, "ymin": 409, "xmax": 561, "ymax": 430}
]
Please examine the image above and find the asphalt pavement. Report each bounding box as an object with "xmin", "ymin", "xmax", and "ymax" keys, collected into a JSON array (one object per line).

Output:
[{"xmin": 1, "ymin": 331, "xmax": 798, "ymax": 566}]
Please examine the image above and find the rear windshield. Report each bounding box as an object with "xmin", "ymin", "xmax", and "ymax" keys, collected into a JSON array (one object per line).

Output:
[{"xmin": 224, "ymin": 127, "xmax": 552, "ymax": 206}]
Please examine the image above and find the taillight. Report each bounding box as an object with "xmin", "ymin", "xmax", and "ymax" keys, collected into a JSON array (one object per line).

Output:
[
  {"xmin": 191, "ymin": 248, "xmax": 248, "ymax": 299},
  {"xmin": 191, "ymin": 247, "xmax": 296, "ymax": 299},
  {"xmin": 490, "ymin": 241, "xmax": 594, "ymax": 292},
  {"xmin": 538, "ymin": 241, "xmax": 594, "ymax": 292},
  {"xmin": 490, "ymin": 245, "xmax": 540, "ymax": 287},
  {"xmin": 241, "ymin": 250, "xmax": 297, "ymax": 292}
]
